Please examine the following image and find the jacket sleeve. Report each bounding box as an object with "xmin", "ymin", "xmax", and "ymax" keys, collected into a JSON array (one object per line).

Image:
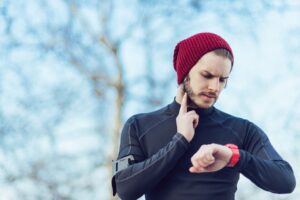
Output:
[
  {"xmin": 112, "ymin": 117, "xmax": 190, "ymax": 200},
  {"xmin": 237, "ymin": 121, "xmax": 296, "ymax": 193}
]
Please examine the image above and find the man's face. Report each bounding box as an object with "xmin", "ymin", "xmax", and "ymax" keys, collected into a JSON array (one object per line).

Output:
[{"xmin": 184, "ymin": 51, "xmax": 232, "ymax": 109}]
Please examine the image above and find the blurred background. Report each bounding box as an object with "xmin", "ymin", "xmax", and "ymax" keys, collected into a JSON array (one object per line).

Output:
[{"xmin": 0, "ymin": 0, "xmax": 299, "ymax": 199}]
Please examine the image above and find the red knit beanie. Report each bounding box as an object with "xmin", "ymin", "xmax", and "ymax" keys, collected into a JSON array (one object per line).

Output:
[{"xmin": 173, "ymin": 32, "xmax": 234, "ymax": 84}]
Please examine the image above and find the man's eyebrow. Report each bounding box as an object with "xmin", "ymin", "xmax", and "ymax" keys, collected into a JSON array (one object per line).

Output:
[
  {"xmin": 221, "ymin": 76, "xmax": 229, "ymax": 79},
  {"xmin": 202, "ymin": 70, "xmax": 229, "ymax": 79}
]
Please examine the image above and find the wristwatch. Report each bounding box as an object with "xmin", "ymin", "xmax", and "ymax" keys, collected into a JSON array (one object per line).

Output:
[{"xmin": 225, "ymin": 144, "xmax": 240, "ymax": 167}]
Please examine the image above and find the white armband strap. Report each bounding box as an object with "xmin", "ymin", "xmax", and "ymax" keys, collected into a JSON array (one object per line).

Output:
[
  {"xmin": 112, "ymin": 155, "xmax": 135, "ymax": 176},
  {"xmin": 111, "ymin": 155, "xmax": 135, "ymax": 196}
]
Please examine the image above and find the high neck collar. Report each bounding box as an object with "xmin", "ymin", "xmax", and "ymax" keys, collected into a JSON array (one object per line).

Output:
[{"xmin": 169, "ymin": 98, "xmax": 215, "ymax": 116}]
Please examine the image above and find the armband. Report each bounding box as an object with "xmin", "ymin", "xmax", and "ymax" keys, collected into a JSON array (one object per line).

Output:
[{"xmin": 112, "ymin": 155, "xmax": 135, "ymax": 176}]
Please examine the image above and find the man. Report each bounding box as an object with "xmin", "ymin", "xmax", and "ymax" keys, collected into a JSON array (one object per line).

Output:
[{"xmin": 111, "ymin": 32, "xmax": 296, "ymax": 200}]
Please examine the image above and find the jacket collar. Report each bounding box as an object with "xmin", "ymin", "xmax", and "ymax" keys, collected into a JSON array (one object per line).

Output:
[{"xmin": 169, "ymin": 98, "xmax": 215, "ymax": 116}]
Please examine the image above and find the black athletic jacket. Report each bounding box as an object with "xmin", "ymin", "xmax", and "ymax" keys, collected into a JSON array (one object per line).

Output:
[{"xmin": 112, "ymin": 99, "xmax": 296, "ymax": 200}]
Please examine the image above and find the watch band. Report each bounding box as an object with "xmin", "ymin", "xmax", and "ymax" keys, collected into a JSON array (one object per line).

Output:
[{"xmin": 225, "ymin": 144, "xmax": 240, "ymax": 167}]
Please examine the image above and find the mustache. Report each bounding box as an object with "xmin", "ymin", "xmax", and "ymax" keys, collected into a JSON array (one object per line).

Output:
[{"xmin": 200, "ymin": 92, "xmax": 218, "ymax": 98}]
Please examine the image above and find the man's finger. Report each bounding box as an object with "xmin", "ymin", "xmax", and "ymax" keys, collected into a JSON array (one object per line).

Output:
[
  {"xmin": 179, "ymin": 92, "xmax": 188, "ymax": 114},
  {"xmin": 189, "ymin": 166, "xmax": 206, "ymax": 173},
  {"xmin": 191, "ymin": 157, "xmax": 201, "ymax": 168}
]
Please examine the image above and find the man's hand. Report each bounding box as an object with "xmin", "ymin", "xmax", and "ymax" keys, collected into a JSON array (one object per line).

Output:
[
  {"xmin": 176, "ymin": 93, "xmax": 199, "ymax": 142},
  {"xmin": 189, "ymin": 144, "xmax": 232, "ymax": 173}
]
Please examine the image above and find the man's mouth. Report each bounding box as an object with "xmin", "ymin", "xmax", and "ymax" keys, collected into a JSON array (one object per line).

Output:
[
  {"xmin": 201, "ymin": 95, "xmax": 215, "ymax": 100},
  {"xmin": 201, "ymin": 93, "xmax": 217, "ymax": 99}
]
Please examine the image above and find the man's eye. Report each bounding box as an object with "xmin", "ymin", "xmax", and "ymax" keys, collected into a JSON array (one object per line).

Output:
[
  {"xmin": 220, "ymin": 78, "xmax": 228, "ymax": 84},
  {"xmin": 202, "ymin": 74, "xmax": 212, "ymax": 79}
]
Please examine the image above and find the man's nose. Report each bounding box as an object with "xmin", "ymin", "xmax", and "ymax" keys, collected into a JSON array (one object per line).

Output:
[{"xmin": 208, "ymin": 78, "xmax": 220, "ymax": 92}]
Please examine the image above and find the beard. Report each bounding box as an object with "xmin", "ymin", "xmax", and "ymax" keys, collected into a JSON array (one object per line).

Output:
[{"xmin": 183, "ymin": 77, "xmax": 218, "ymax": 109}]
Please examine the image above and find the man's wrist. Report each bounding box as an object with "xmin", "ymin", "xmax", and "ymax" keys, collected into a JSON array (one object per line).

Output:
[{"xmin": 177, "ymin": 131, "xmax": 192, "ymax": 142}]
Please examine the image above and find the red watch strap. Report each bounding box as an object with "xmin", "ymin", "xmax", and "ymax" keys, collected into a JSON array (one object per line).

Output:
[{"xmin": 225, "ymin": 144, "xmax": 240, "ymax": 167}]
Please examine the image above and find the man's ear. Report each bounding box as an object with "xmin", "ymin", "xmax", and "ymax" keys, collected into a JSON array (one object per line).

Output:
[
  {"xmin": 183, "ymin": 76, "xmax": 190, "ymax": 93},
  {"xmin": 176, "ymin": 84, "xmax": 185, "ymax": 99},
  {"xmin": 178, "ymin": 84, "xmax": 184, "ymax": 92}
]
